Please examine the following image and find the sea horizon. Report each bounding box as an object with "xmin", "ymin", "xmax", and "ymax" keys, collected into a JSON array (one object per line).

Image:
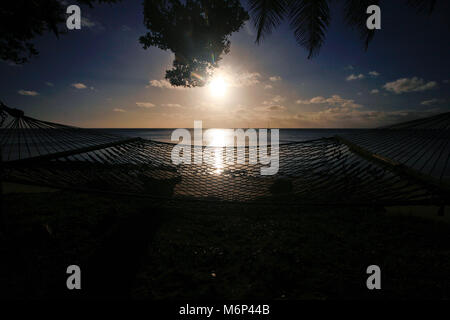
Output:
[{"xmin": 99, "ymin": 128, "xmax": 368, "ymax": 145}]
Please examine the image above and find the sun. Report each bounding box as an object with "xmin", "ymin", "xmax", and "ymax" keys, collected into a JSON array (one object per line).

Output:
[{"xmin": 208, "ymin": 76, "xmax": 227, "ymax": 98}]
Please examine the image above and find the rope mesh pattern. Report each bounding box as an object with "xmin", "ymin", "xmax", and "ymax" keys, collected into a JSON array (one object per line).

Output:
[
  {"xmin": 1, "ymin": 102, "xmax": 449, "ymax": 206},
  {"xmin": 339, "ymin": 112, "xmax": 450, "ymax": 183}
]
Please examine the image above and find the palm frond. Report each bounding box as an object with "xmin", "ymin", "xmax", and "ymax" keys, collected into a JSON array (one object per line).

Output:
[
  {"xmin": 248, "ymin": 0, "xmax": 288, "ymax": 44},
  {"xmin": 406, "ymin": 0, "xmax": 437, "ymax": 14},
  {"xmin": 288, "ymin": 0, "xmax": 330, "ymax": 59},
  {"xmin": 344, "ymin": 0, "xmax": 379, "ymax": 51}
]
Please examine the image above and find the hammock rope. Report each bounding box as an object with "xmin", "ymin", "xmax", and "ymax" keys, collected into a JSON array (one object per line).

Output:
[{"xmin": 1, "ymin": 101, "xmax": 449, "ymax": 206}]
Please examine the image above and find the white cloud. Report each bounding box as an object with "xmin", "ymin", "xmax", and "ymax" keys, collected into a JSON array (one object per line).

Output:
[
  {"xmin": 345, "ymin": 65, "xmax": 354, "ymax": 70},
  {"xmin": 253, "ymin": 104, "xmax": 287, "ymax": 113},
  {"xmin": 296, "ymin": 94, "xmax": 362, "ymax": 110},
  {"xmin": 370, "ymin": 89, "xmax": 379, "ymax": 94},
  {"xmin": 136, "ymin": 102, "xmax": 155, "ymax": 108},
  {"xmin": 231, "ymin": 72, "xmax": 261, "ymax": 87},
  {"xmin": 18, "ymin": 90, "xmax": 39, "ymax": 96},
  {"xmin": 113, "ymin": 108, "xmax": 126, "ymax": 113},
  {"xmin": 255, "ymin": 95, "xmax": 287, "ymax": 113},
  {"xmin": 421, "ymin": 98, "xmax": 444, "ymax": 106},
  {"xmin": 72, "ymin": 83, "xmax": 88, "ymax": 89},
  {"xmin": 296, "ymin": 96, "xmax": 325, "ymax": 104},
  {"xmin": 383, "ymin": 77, "xmax": 437, "ymax": 94},
  {"xmin": 368, "ymin": 71, "xmax": 380, "ymax": 77},
  {"xmin": 346, "ymin": 74, "xmax": 365, "ymax": 81},
  {"xmin": 147, "ymin": 79, "xmax": 185, "ymax": 90},
  {"xmin": 293, "ymin": 109, "xmax": 435, "ymax": 128},
  {"xmin": 269, "ymin": 76, "xmax": 282, "ymax": 82},
  {"xmin": 264, "ymin": 84, "xmax": 273, "ymax": 90},
  {"xmin": 263, "ymin": 95, "xmax": 285, "ymax": 105}
]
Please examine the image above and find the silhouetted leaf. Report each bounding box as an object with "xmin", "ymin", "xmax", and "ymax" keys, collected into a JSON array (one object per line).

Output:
[
  {"xmin": 0, "ymin": 0, "xmax": 121, "ymax": 64},
  {"xmin": 288, "ymin": 0, "xmax": 330, "ymax": 58},
  {"xmin": 248, "ymin": 0, "xmax": 288, "ymax": 43},
  {"xmin": 344, "ymin": 0, "xmax": 379, "ymax": 51}
]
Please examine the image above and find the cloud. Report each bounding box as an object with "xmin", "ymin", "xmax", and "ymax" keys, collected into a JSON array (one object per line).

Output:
[
  {"xmin": 368, "ymin": 71, "xmax": 380, "ymax": 77},
  {"xmin": 310, "ymin": 96, "xmax": 327, "ymax": 103},
  {"xmin": 136, "ymin": 102, "xmax": 155, "ymax": 108},
  {"xmin": 121, "ymin": 25, "xmax": 131, "ymax": 32},
  {"xmin": 345, "ymin": 65, "xmax": 354, "ymax": 70},
  {"xmin": 296, "ymin": 96, "xmax": 326, "ymax": 104},
  {"xmin": 346, "ymin": 74, "xmax": 365, "ymax": 81},
  {"xmin": 265, "ymin": 105, "xmax": 286, "ymax": 112},
  {"xmin": 370, "ymin": 89, "xmax": 379, "ymax": 94},
  {"xmin": 113, "ymin": 108, "xmax": 126, "ymax": 113},
  {"xmin": 263, "ymin": 95, "xmax": 285, "ymax": 105},
  {"xmin": 269, "ymin": 76, "xmax": 282, "ymax": 82},
  {"xmin": 383, "ymin": 77, "xmax": 438, "ymax": 94},
  {"xmin": 45, "ymin": 82, "xmax": 54, "ymax": 87},
  {"xmin": 72, "ymin": 83, "xmax": 88, "ymax": 89},
  {"xmin": 253, "ymin": 104, "xmax": 287, "ymax": 113},
  {"xmin": 292, "ymin": 92, "xmax": 447, "ymax": 127},
  {"xmin": 253, "ymin": 95, "xmax": 287, "ymax": 113},
  {"xmin": 444, "ymin": 80, "xmax": 449, "ymax": 84},
  {"xmin": 297, "ymin": 109, "xmax": 444, "ymax": 128},
  {"xmin": 147, "ymin": 79, "xmax": 185, "ymax": 90},
  {"xmin": 18, "ymin": 90, "xmax": 39, "ymax": 96},
  {"xmin": 264, "ymin": 84, "xmax": 273, "ymax": 90},
  {"xmin": 81, "ymin": 17, "xmax": 104, "ymax": 30},
  {"xmin": 81, "ymin": 17, "xmax": 96, "ymax": 28},
  {"xmin": 162, "ymin": 103, "xmax": 183, "ymax": 108},
  {"xmin": 207, "ymin": 67, "xmax": 262, "ymax": 89},
  {"xmin": 231, "ymin": 72, "xmax": 261, "ymax": 87},
  {"xmin": 296, "ymin": 94, "xmax": 362, "ymax": 110},
  {"xmin": 421, "ymin": 98, "xmax": 445, "ymax": 106}
]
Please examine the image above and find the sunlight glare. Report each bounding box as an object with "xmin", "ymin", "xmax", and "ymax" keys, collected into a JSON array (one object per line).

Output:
[
  {"xmin": 208, "ymin": 76, "xmax": 227, "ymax": 98},
  {"xmin": 208, "ymin": 129, "xmax": 227, "ymax": 147},
  {"xmin": 204, "ymin": 129, "xmax": 227, "ymax": 175}
]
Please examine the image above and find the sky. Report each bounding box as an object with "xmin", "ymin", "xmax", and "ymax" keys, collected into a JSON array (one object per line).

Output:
[{"xmin": 1, "ymin": 0, "xmax": 449, "ymax": 128}]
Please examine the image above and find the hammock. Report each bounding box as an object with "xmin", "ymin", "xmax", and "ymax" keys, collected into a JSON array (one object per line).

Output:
[{"xmin": 1, "ymin": 101, "xmax": 449, "ymax": 206}]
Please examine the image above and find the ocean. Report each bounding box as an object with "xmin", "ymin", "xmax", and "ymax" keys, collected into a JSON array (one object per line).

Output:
[{"xmin": 102, "ymin": 128, "xmax": 366, "ymax": 146}]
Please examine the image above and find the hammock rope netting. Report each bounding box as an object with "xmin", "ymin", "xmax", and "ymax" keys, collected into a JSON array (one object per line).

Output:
[{"xmin": 1, "ymin": 102, "xmax": 449, "ymax": 206}]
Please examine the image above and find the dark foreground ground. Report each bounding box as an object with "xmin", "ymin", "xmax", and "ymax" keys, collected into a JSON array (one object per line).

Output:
[{"xmin": 1, "ymin": 185, "xmax": 450, "ymax": 300}]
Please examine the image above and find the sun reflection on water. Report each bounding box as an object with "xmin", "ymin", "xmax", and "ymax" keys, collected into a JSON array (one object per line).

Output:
[{"xmin": 204, "ymin": 129, "xmax": 229, "ymax": 175}]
